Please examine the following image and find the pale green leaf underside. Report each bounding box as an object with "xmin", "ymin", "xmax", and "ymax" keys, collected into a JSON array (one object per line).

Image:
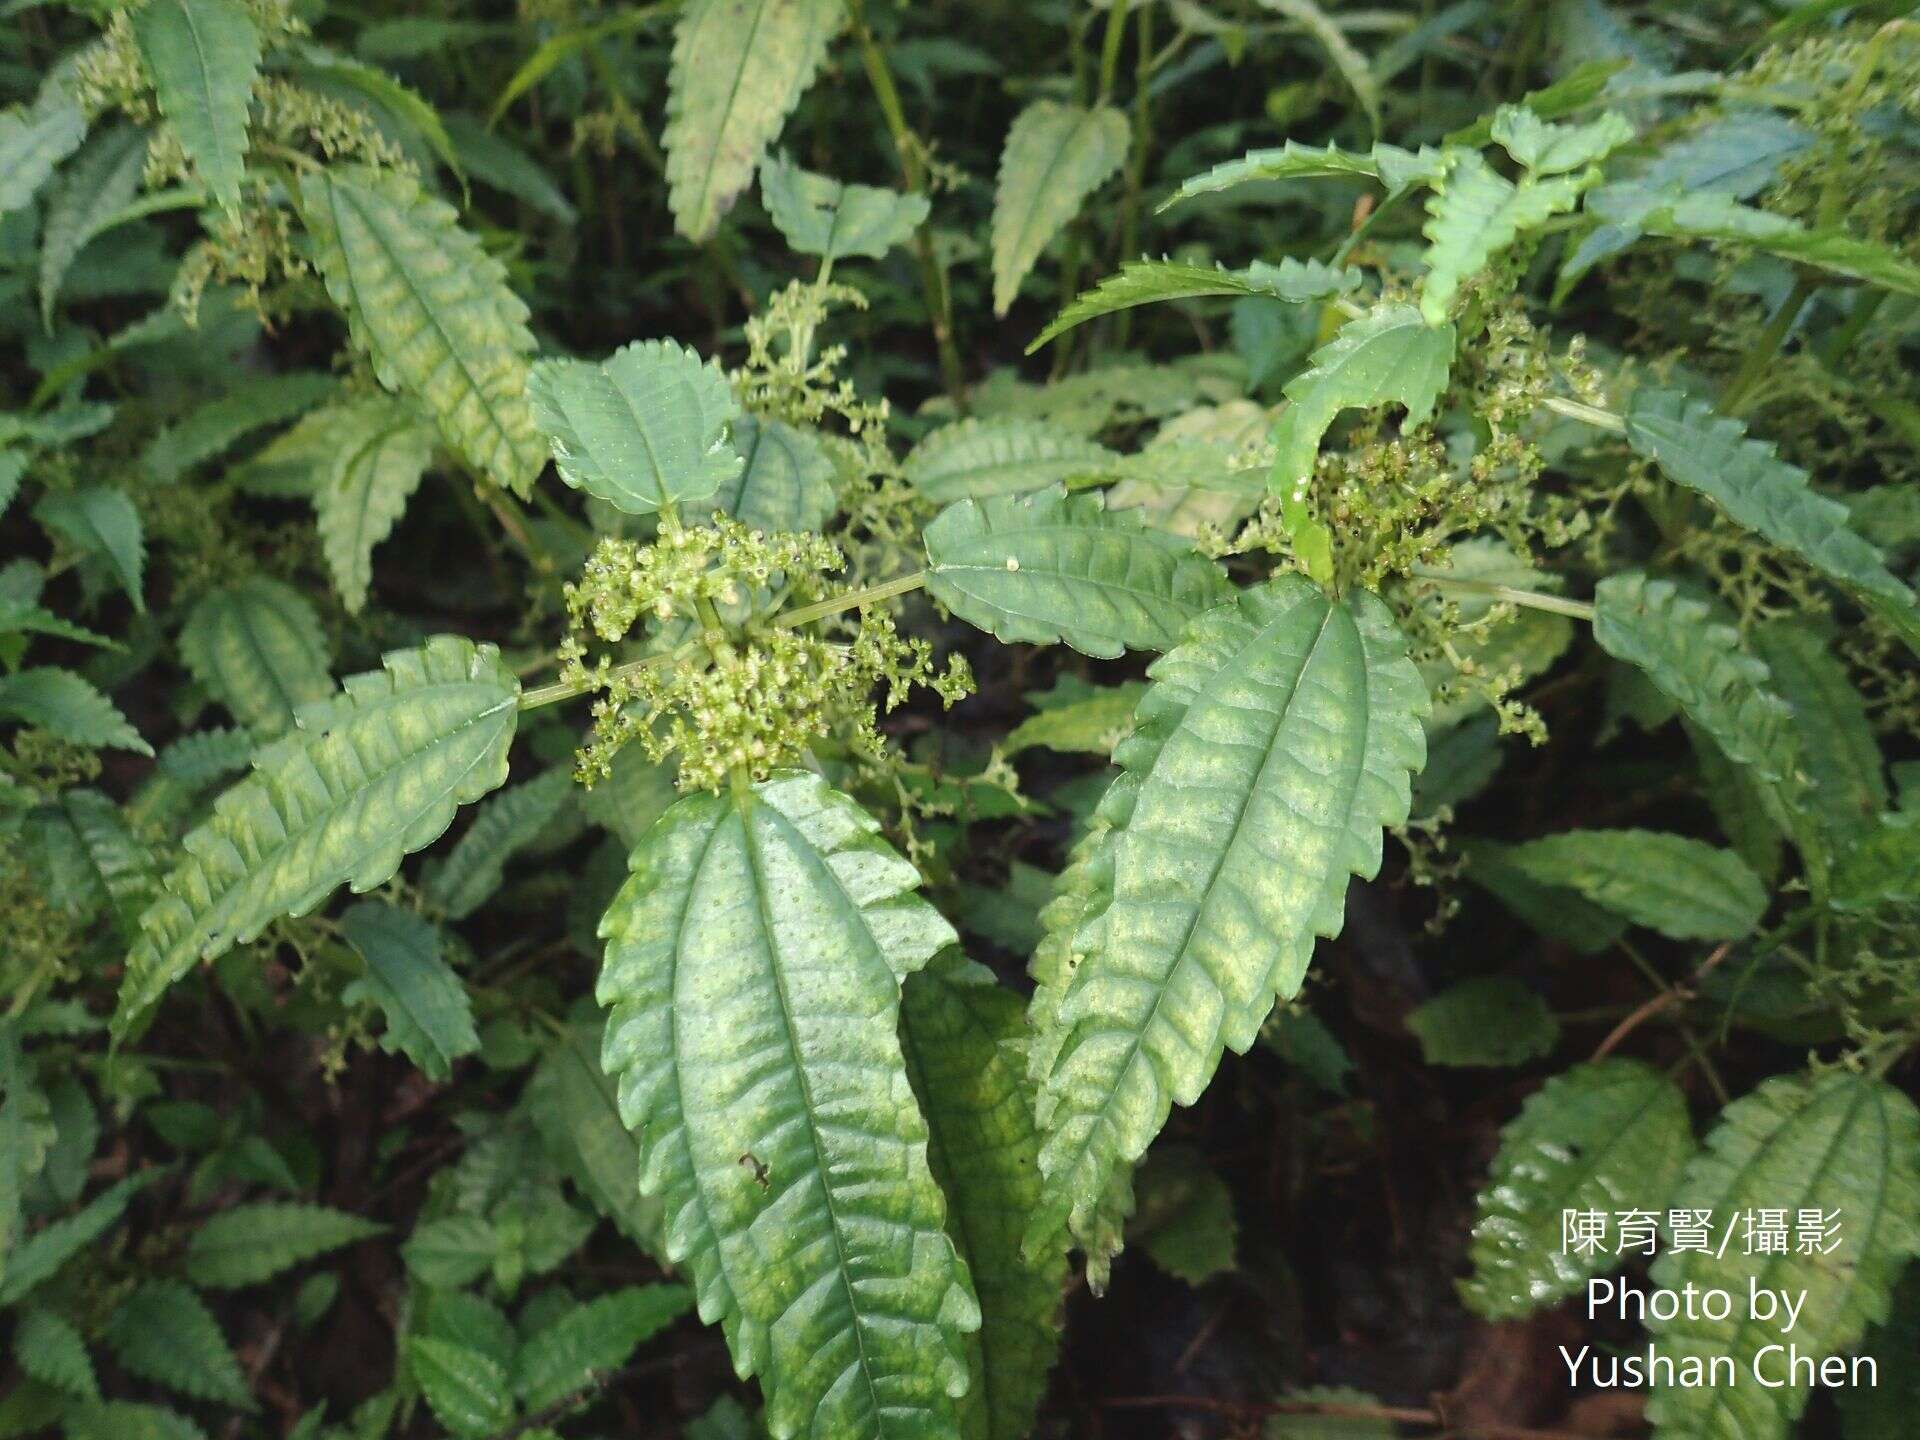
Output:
[
  {"xmin": 663, "ymin": 0, "xmax": 841, "ymax": 242},
  {"xmin": 299, "ymin": 166, "xmax": 545, "ymax": 496},
  {"xmin": 180, "ymin": 576, "xmax": 333, "ymax": 736},
  {"xmin": 527, "ymin": 338, "xmax": 741, "ymax": 516},
  {"xmin": 901, "ymin": 953, "xmax": 1066, "ymax": 1440},
  {"xmin": 340, "ymin": 900, "xmax": 479, "ymax": 1081},
  {"xmin": 905, "ymin": 417, "xmax": 1116, "ymax": 505},
  {"xmin": 310, "ymin": 397, "xmax": 435, "ymax": 615},
  {"xmin": 131, "ymin": 0, "xmax": 261, "ymax": 213},
  {"xmin": 991, "ymin": 100, "xmax": 1130, "ymax": 316},
  {"xmin": 707, "ymin": 414, "xmax": 837, "ymax": 534},
  {"xmin": 1498, "ymin": 829, "xmax": 1768, "ymax": 941},
  {"xmin": 1624, "ymin": 389, "xmax": 1920, "ymax": 651},
  {"xmin": 1648, "ymin": 1071, "xmax": 1920, "ymax": 1440},
  {"xmin": 1271, "ymin": 302, "xmax": 1455, "ymax": 494},
  {"xmin": 923, "ymin": 485, "xmax": 1236, "ymax": 659},
  {"xmin": 1463, "ymin": 1059, "xmax": 1693, "ymax": 1320},
  {"xmin": 1029, "ymin": 257, "xmax": 1361, "ymax": 353},
  {"xmin": 0, "ymin": 88, "xmax": 86, "ymax": 217},
  {"xmin": 1592, "ymin": 573, "xmax": 1798, "ymax": 790},
  {"xmin": 597, "ymin": 771, "xmax": 979, "ymax": 1440},
  {"xmin": 114, "ymin": 636, "xmax": 520, "ymax": 1041},
  {"xmin": 760, "ymin": 151, "xmax": 930, "ymax": 261},
  {"xmin": 1030, "ymin": 576, "xmax": 1427, "ymax": 1263}
]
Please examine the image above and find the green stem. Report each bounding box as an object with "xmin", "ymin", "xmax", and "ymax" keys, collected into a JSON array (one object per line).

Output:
[
  {"xmin": 1540, "ymin": 395, "xmax": 1627, "ymax": 432},
  {"xmin": 771, "ymin": 571, "xmax": 927, "ymax": 628},
  {"xmin": 1722, "ymin": 276, "xmax": 1815, "ymax": 417},
  {"xmin": 1097, "ymin": 0, "xmax": 1132, "ymax": 103},
  {"xmin": 1414, "ymin": 570, "xmax": 1596, "ymax": 622},
  {"xmin": 517, "ymin": 642, "xmax": 694, "ymax": 712}
]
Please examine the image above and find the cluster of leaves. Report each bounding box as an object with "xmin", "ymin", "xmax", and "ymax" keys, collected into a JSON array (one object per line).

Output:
[{"xmin": 4, "ymin": 1, "xmax": 1920, "ymax": 1438}]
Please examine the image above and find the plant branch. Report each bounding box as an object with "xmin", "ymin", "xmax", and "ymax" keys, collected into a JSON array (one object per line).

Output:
[{"xmin": 771, "ymin": 570, "xmax": 927, "ymax": 628}]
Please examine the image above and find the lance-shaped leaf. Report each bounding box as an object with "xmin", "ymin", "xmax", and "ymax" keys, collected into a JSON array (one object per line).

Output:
[
  {"xmin": 1592, "ymin": 574, "xmax": 1798, "ymax": 790},
  {"xmin": 1419, "ymin": 152, "xmax": 1595, "ymax": 323},
  {"xmin": 132, "ymin": 0, "xmax": 261, "ymax": 213},
  {"xmin": 705, "ymin": 414, "xmax": 837, "ymax": 534},
  {"xmin": 23, "ymin": 789, "xmax": 157, "ymax": 936},
  {"xmin": 1648, "ymin": 1071, "xmax": 1920, "ymax": 1440},
  {"xmin": 180, "ymin": 577, "xmax": 333, "ymax": 737},
  {"xmin": 760, "ymin": 152, "xmax": 930, "ymax": 261},
  {"xmin": 901, "ymin": 952, "xmax": 1065, "ymax": 1440},
  {"xmin": 310, "ymin": 398, "xmax": 436, "ymax": 615},
  {"xmin": 340, "ymin": 901, "xmax": 479, "ymax": 1082},
  {"xmin": 0, "ymin": 87, "xmax": 86, "ymax": 217},
  {"xmin": 299, "ymin": 166, "xmax": 545, "ymax": 496},
  {"xmin": 34, "ymin": 486, "xmax": 145, "ymax": 612},
  {"xmin": 905, "ymin": 418, "xmax": 1116, "ymax": 505},
  {"xmin": 1462, "ymin": 1059, "xmax": 1693, "ymax": 1320},
  {"xmin": 663, "ymin": 0, "xmax": 841, "ymax": 242},
  {"xmin": 991, "ymin": 100, "xmax": 1129, "ymax": 316},
  {"xmin": 184, "ymin": 1203, "xmax": 385, "ymax": 1289},
  {"xmin": 0, "ymin": 669, "xmax": 149, "ymax": 755},
  {"xmin": 1495, "ymin": 829, "xmax": 1768, "ymax": 941},
  {"xmin": 1029, "ymin": 257, "xmax": 1361, "ymax": 353},
  {"xmin": 422, "ymin": 767, "xmax": 574, "ymax": 920},
  {"xmin": 1272, "ymin": 303, "xmax": 1455, "ymax": 492},
  {"xmin": 526, "ymin": 338, "xmax": 741, "ymax": 516},
  {"xmin": 104, "ymin": 1279, "xmax": 251, "ymax": 1409},
  {"xmin": 1623, "ymin": 389, "xmax": 1920, "ymax": 650},
  {"xmin": 113, "ymin": 636, "xmax": 520, "ymax": 1041},
  {"xmin": 597, "ymin": 771, "xmax": 980, "ymax": 1440},
  {"xmin": 1602, "ymin": 189, "xmax": 1920, "ymax": 298},
  {"xmin": 1752, "ymin": 620, "xmax": 1885, "ymax": 846},
  {"xmin": 39, "ymin": 125, "xmax": 147, "ymax": 329},
  {"xmin": 1160, "ymin": 139, "xmax": 1451, "ymax": 212},
  {"xmin": 1030, "ymin": 577, "xmax": 1427, "ymax": 1262},
  {"xmin": 923, "ymin": 485, "xmax": 1236, "ymax": 659}
]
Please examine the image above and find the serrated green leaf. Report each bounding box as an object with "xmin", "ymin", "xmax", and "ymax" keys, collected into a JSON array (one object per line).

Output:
[
  {"xmin": 663, "ymin": 0, "xmax": 840, "ymax": 242},
  {"xmin": 1688, "ymin": 721, "xmax": 1785, "ymax": 884},
  {"xmin": 0, "ymin": 1172, "xmax": 157, "ymax": 1307},
  {"xmin": 1270, "ymin": 301, "xmax": 1454, "ymax": 497},
  {"xmin": 406, "ymin": 1336, "xmax": 512, "ymax": 1439},
  {"xmin": 423, "ymin": 768, "xmax": 573, "ymax": 921},
  {"xmin": 310, "ymin": 397, "xmax": 435, "ymax": 614},
  {"xmin": 340, "ymin": 901, "xmax": 478, "ymax": 1081},
  {"xmin": 706, "ymin": 414, "xmax": 836, "ymax": 534},
  {"xmin": 1128, "ymin": 1148, "xmax": 1236, "ymax": 1286},
  {"xmin": 1406, "ymin": 976, "xmax": 1559, "ymax": 1067},
  {"xmin": 298, "ymin": 166, "xmax": 544, "ymax": 495},
  {"xmin": 15, "ymin": 1307, "xmax": 97, "ymax": 1400},
  {"xmin": 184, "ymin": 1202, "xmax": 385, "ymax": 1288},
  {"xmin": 1160, "ymin": 139, "xmax": 1451, "ymax": 211},
  {"xmin": 63, "ymin": 1402, "xmax": 209, "ymax": 1440},
  {"xmin": 0, "ymin": 87, "xmax": 86, "ymax": 217},
  {"xmin": 0, "ymin": 669, "xmax": 149, "ymax": 755},
  {"xmin": 905, "ymin": 417, "xmax": 1116, "ymax": 504},
  {"xmin": 524, "ymin": 1009, "xmax": 666, "ymax": 1254},
  {"xmin": 1832, "ymin": 811, "xmax": 1920, "ymax": 914},
  {"xmin": 40, "ymin": 125, "xmax": 146, "ymax": 329},
  {"xmin": 1490, "ymin": 105, "xmax": 1633, "ymax": 173},
  {"xmin": 991, "ymin": 100, "xmax": 1130, "ymax": 316},
  {"xmin": 1419, "ymin": 151, "xmax": 1594, "ymax": 323},
  {"xmin": 179, "ymin": 577, "xmax": 333, "ymax": 736},
  {"xmin": 1461, "ymin": 1059, "xmax": 1694, "ymax": 1319},
  {"xmin": 1648, "ymin": 1071, "xmax": 1920, "ymax": 1440},
  {"xmin": 33, "ymin": 486, "xmax": 144, "ymax": 611},
  {"xmin": 760, "ymin": 151, "xmax": 929, "ymax": 261},
  {"xmin": 0, "ymin": 1031, "xmax": 51, "ymax": 1294},
  {"xmin": 1602, "ymin": 188, "xmax": 1920, "ymax": 297},
  {"xmin": 1752, "ymin": 620, "xmax": 1884, "ymax": 847},
  {"xmin": 512, "ymin": 1284, "xmax": 692, "ymax": 1408},
  {"xmin": 403, "ymin": 1214, "xmax": 497, "ymax": 1289},
  {"xmin": 1592, "ymin": 573, "xmax": 1798, "ymax": 792},
  {"xmin": 105, "ymin": 1279, "xmax": 252, "ymax": 1409},
  {"xmin": 1623, "ymin": 390, "xmax": 1919, "ymax": 650},
  {"xmin": 141, "ymin": 372, "xmax": 338, "ymax": 484},
  {"xmin": 1497, "ymin": 829, "xmax": 1768, "ymax": 941},
  {"xmin": 924, "ymin": 485, "xmax": 1235, "ymax": 658},
  {"xmin": 1030, "ymin": 577, "xmax": 1427, "ymax": 1267},
  {"xmin": 132, "ymin": 0, "xmax": 260, "ymax": 213},
  {"xmin": 1004, "ymin": 680, "xmax": 1147, "ymax": 756},
  {"xmin": 1029, "ymin": 257, "xmax": 1360, "ymax": 352},
  {"xmin": 114, "ymin": 636, "xmax": 519, "ymax": 1041},
  {"xmin": 23, "ymin": 788, "xmax": 157, "ymax": 934},
  {"xmin": 527, "ymin": 338, "xmax": 740, "ymax": 516},
  {"xmin": 597, "ymin": 770, "xmax": 979, "ymax": 1440},
  {"xmin": 901, "ymin": 952, "xmax": 1065, "ymax": 1440},
  {"xmin": 286, "ymin": 43, "xmax": 458, "ymax": 178}
]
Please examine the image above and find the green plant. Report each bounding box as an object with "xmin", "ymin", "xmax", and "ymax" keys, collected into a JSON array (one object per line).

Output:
[{"xmin": 5, "ymin": 2, "xmax": 1920, "ymax": 1438}]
